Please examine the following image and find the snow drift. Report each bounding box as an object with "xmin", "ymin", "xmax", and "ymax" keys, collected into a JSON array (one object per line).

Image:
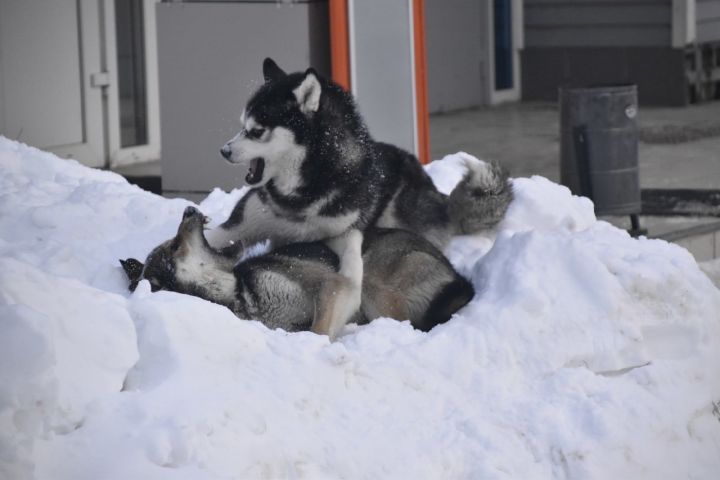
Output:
[{"xmin": 1, "ymin": 137, "xmax": 719, "ymax": 479}]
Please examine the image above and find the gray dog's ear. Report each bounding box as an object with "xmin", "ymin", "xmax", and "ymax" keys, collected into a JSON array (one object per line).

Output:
[
  {"xmin": 120, "ymin": 258, "xmax": 144, "ymax": 292},
  {"xmin": 263, "ymin": 57, "xmax": 286, "ymax": 82},
  {"xmin": 293, "ymin": 68, "xmax": 321, "ymax": 115},
  {"xmin": 120, "ymin": 258, "xmax": 144, "ymax": 280}
]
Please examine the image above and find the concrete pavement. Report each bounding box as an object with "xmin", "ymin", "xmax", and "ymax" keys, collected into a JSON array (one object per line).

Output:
[{"xmin": 429, "ymin": 101, "xmax": 720, "ymax": 189}]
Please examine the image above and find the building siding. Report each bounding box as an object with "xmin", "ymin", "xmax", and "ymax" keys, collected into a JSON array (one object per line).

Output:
[
  {"xmin": 522, "ymin": 46, "xmax": 687, "ymax": 105},
  {"xmin": 425, "ymin": 0, "xmax": 488, "ymax": 113},
  {"xmin": 697, "ymin": 0, "xmax": 720, "ymax": 42},
  {"xmin": 524, "ymin": 0, "xmax": 673, "ymax": 48},
  {"xmin": 156, "ymin": 2, "xmax": 330, "ymax": 194}
]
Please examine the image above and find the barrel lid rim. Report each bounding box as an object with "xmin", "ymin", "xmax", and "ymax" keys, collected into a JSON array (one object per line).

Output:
[{"xmin": 559, "ymin": 84, "xmax": 637, "ymax": 95}]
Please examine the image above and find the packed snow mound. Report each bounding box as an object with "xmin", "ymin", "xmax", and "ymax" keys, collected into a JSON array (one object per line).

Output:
[{"xmin": 1, "ymin": 137, "xmax": 719, "ymax": 480}]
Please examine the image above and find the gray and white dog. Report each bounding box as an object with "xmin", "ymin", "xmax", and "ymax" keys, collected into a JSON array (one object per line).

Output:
[
  {"xmin": 206, "ymin": 58, "xmax": 512, "ymax": 335},
  {"xmin": 121, "ymin": 207, "xmax": 474, "ymax": 336}
]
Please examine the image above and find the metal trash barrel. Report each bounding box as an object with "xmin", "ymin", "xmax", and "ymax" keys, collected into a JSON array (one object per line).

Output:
[{"xmin": 560, "ymin": 85, "xmax": 640, "ymax": 216}]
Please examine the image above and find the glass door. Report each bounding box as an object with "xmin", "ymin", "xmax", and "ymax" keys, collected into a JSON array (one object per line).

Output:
[
  {"xmin": 104, "ymin": 0, "xmax": 160, "ymax": 168},
  {"xmin": 494, "ymin": 0, "xmax": 513, "ymax": 91},
  {"xmin": 487, "ymin": 0, "xmax": 522, "ymax": 104}
]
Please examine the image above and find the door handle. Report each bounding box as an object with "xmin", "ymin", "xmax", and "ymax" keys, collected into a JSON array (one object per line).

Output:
[{"xmin": 90, "ymin": 72, "xmax": 110, "ymax": 88}]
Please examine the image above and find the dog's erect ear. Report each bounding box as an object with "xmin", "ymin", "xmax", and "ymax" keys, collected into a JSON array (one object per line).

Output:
[
  {"xmin": 120, "ymin": 258, "xmax": 144, "ymax": 292},
  {"xmin": 263, "ymin": 57, "xmax": 286, "ymax": 82},
  {"xmin": 293, "ymin": 68, "xmax": 321, "ymax": 115},
  {"xmin": 120, "ymin": 258, "xmax": 144, "ymax": 281}
]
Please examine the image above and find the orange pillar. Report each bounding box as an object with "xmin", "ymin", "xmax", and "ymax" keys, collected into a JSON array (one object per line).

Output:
[
  {"xmin": 413, "ymin": 0, "xmax": 430, "ymax": 164},
  {"xmin": 329, "ymin": 0, "xmax": 351, "ymax": 91}
]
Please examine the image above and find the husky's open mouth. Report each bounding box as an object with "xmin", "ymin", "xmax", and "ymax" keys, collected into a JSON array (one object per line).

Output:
[{"xmin": 246, "ymin": 157, "xmax": 265, "ymax": 185}]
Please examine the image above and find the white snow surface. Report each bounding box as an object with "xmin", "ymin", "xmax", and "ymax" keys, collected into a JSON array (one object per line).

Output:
[{"xmin": 1, "ymin": 137, "xmax": 720, "ymax": 479}]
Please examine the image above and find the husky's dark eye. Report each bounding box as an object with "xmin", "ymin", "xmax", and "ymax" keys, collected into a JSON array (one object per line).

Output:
[{"xmin": 246, "ymin": 127, "xmax": 265, "ymax": 140}]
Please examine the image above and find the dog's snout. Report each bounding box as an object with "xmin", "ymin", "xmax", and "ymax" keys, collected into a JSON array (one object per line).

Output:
[
  {"xmin": 220, "ymin": 144, "xmax": 232, "ymax": 160},
  {"xmin": 183, "ymin": 206, "xmax": 199, "ymax": 219}
]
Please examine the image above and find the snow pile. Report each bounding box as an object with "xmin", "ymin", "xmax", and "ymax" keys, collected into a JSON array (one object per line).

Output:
[{"xmin": 1, "ymin": 137, "xmax": 719, "ymax": 479}]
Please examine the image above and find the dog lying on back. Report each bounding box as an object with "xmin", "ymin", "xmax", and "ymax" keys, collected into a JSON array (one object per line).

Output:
[{"xmin": 121, "ymin": 207, "xmax": 474, "ymax": 336}]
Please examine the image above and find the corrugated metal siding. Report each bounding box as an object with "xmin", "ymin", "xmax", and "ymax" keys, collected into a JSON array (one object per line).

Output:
[
  {"xmin": 525, "ymin": 0, "xmax": 673, "ymax": 47},
  {"xmin": 697, "ymin": 0, "xmax": 720, "ymax": 42}
]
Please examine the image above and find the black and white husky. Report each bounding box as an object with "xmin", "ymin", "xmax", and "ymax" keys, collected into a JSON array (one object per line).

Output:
[
  {"xmin": 212, "ymin": 58, "xmax": 512, "ymax": 252},
  {"xmin": 121, "ymin": 207, "xmax": 474, "ymax": 337},
  {"xmin": 206, "ymin": 58, "xmax": 512, "ymax": 335}
]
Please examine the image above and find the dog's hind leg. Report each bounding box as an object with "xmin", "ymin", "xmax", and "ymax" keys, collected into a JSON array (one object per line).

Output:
[
  {"xmin": 311, "ymin": 230, "xmax": 364, "ymax": 340},
  {"xmin": 360, "ymin": 281, "xmax": 409, "ymax": 324}
]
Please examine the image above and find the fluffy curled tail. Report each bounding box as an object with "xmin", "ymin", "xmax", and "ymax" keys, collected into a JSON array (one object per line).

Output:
[{"xmin": 448, "ymin": 158, "xmax": 513, "ymax": 235}]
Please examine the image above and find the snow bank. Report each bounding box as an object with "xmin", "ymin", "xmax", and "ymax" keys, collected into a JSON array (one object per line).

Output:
[{"xmin": 1, "ymin": 137, "xmax": 719, "ymax": 479}]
